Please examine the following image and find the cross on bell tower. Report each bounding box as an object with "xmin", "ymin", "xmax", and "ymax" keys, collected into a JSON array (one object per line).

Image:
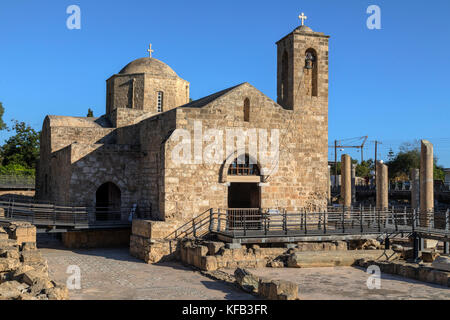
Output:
[
  {"xmin": 299, "ymin": 12, "xmax": 307, "ymax": 26},
  {"xmin": 147, "ymin": 44, "xmax": 154, "ymax": 58}
]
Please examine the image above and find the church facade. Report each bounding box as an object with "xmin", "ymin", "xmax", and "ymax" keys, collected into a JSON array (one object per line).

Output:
[{"xmin": 36, "ymin": 23, "xmax": 330, "ymax": 229}]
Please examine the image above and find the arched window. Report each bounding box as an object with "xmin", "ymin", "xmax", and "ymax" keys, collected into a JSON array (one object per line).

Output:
[
  {"xmin": 244, "ymin": 98, "xmax": 250, "ymax": 122},
  {"xmin": 157, "ymin": 91, "xmax": 164, "ymax": 112},
  {"xmin": 281, "ymin": 51, "xmax": 289, "ymax": 102},
  {"xmin": 305, "ymin": 48, "xmax": 318, "ymax": 97},
  {"xmin": 228, "ymin": 155, "xmax": 260, "ymax": 176}
]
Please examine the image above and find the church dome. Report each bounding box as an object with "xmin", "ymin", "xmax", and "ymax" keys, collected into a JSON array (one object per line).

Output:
[{"xmin": 119, "ymin": 57, "xmax": 178, "ymax": 77}]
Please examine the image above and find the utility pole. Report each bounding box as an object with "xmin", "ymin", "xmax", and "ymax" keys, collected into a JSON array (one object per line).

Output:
[
  {"xmin": 330, "ymin": 136, "xmax": 368, "ymax": 190},
  {"xmin": 373, "ymin": 140, "xmax": 382, "ymax": 186}
]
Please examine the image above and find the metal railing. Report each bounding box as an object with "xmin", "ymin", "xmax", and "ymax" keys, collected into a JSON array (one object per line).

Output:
[
  {"xmin": 0, "ymin": 199, "xmax": 151, "ymax": 228},
  {"xmin": 206, "ymin": 207, "xmax": 450, "ymax": 238},
  {"xmin": 0, "ymin": 175, "xmax": 35, "ymax": 189}
]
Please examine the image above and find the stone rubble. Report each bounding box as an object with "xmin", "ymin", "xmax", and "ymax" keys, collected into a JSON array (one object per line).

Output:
[{"xmin": 0, "ymin": 222, "xmax": 68, "ymax": 300}]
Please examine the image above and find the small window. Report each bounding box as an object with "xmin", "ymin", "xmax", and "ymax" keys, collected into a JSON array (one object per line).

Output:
[
  {"xmin": 157, "ymin": 91, "xmax": 164, "ymax": 112},
  {"xmin": 228, "ymin": 155, "xmax": 260, "ymax": 176},
  {"xmin": 244, "ymin": 98, "xmax": 250, "ymax": 122}
]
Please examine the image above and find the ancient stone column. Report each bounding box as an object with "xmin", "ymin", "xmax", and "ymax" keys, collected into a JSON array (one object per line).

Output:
[
  {"xmin": 420, "ymin": 140, "xmax": 434, "ymax": 227},
  {"xmin": 341, "ymin": 154, "xmax": 352, "ymax": 208},
  {"xmin": 376, "ymin": 161, "xmax": 388, "ymax": 210},
  {"xmin": 410, "ymin": 168, "xmax": 420, "ymax": 212}
]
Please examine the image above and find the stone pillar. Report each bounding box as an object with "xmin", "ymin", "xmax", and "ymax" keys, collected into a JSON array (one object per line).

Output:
[
  {"xmin": 376, "ymin": 161, "xmax": 388, "ymax": 210},
  {"xmin": 341, "ymin": 154, "xmax": 352, "ymax": 208},
  {"xmin": 410, "ymin": 168, "xmax": 420, "ymax": 212},
  {"xmin": 351, "ymin": 164, "xmax": 356, "ymax": 203},
  {"xmin": 420, "ymin": 140, "xmax": 434, "ymax": 227}
]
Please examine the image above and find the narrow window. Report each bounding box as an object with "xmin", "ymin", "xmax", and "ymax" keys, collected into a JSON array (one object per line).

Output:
[
  {"xmin": 281, "ymin": 51, "xmax": 289, "ymax": 102},
  {"xmin": 244, "ymin": 98, "xmax": 250, "ymax": 122},
  {"xmin": 305, "ymin": 48, "xmax": 318, "ymax": 97},
  {"xmin": 157, "ymin": 91, "xmax": 164, "ymax": 112}
]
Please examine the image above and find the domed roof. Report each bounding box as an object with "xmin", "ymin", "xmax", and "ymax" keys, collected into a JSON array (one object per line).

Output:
[
  {"xmin": 296, "ymin": 25, "xmax": 314, "ymax": 33},
  {"xmin": 119, "ymin": 57, "xmax": 178, "ymax": 77}
]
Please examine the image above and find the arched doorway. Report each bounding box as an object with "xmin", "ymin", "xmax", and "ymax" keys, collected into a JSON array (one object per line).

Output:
[
  {"xmin": 95, "ymin": 182, "xmax": 121, "ymax": 221},
  {"xmin": 226, "ymin": 155, "xmax": 261, "ymax": 230}
]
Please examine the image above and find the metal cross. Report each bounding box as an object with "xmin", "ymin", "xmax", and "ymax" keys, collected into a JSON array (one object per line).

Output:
[
  {"xmin": 299, "ymin": 12, "xmax": 307, "ymax": 26},
  {"xmin": 147, "ymin": 44, "xmax": 154, "ymax": 58}
]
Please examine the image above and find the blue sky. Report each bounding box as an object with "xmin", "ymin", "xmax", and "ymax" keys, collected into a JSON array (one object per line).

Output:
[{"xmin": 1, "ymin": 0, "xmax": 449, "ymax": 166}]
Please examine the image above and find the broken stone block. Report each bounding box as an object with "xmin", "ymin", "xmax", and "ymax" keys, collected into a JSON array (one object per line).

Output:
[
  {"xmin": 21, "ymin": 242, "xmax": 37, "ymax": 251},
  {"xmin": 200, "ymin": 256, "xmax": 217, "ymax": 271},
  {"xmin": 0, "ymin": 258, "xmax": 21, "ymax": 273},
  {"xmin": 205, "ymin": 241, "xmax": 224, "ymax": 256},
  {"xmin": 0, "ymin": 227, "xmax": 8, "ymax": 241},
  {"xmin": 0, "ymin": 280, "xmax": 25, "ymax": 299},
  {"xmin": 11, "ymin": 265, "xmax": 34, "ymax": 282},
  {"xmin": 45, "ymin": 284, "xmax": 69, "ymax": 300},
  {"xmin": 234, "ymin": 268, "xmax": 259, "ymax": 293},
  {"xmin": 432, "ymin": 256, "xmax": 450, "ymax": 272},
  {"xmin": 421, "ymin": 250, "xmax": 440, "ymax": 263},
  {"xmin": 258, "ymin": 278, "xmax": 298, "ymax": 300},
  {"xmin": 20, "ymin": 250, "xmax": 44, "ymax": 265},
  {"xmin": 267, "ymin": 260, "xmax": 284, "ymax": 268}
]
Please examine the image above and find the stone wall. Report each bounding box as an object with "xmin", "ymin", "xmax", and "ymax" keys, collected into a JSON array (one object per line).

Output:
[
  {"xmin": 62, "ymin": 228, "xmax": 131, "ymax": 249},
  {"xmin": 129, "ymin": 220, "xmax": 178, "ymax": 263},
  {"xmin": 177, "ymin": 239, "xmax": 352, "ymax": 271},
  {"xmin": 357, "ymin": 258, "xmax": 450, "ymax": 287}
]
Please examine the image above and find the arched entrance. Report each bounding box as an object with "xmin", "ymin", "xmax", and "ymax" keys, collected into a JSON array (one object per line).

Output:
[
  {"xmin": 95, "ymin": 182, "xmax": 121, "ymax": 221},
  {"xmin": 226, "ymin": 155, "xmax": 261, "ymax": 229}
]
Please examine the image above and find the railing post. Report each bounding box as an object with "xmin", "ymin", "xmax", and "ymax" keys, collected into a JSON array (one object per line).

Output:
[
  {"xmin": 209, "ymin": 208, "xmax": 213, "ymax": 232},
  {"xmin": 323, "ymin": 211, "xmax": 327, "ymax": 234},
  {"xmin": 264, "ymin": 209, "xmax": 267, "ymax": 236},
  {"xmin": 377, "ymin": 209, "xmax": 381, "ymax": 233},
  {"xmin": 446, "ymin": 209, "xmax": 449, "ymax": 233},
  {"xmin": 217, "ymin": 209, "xmax": 221, "ymax": 232},
  {"xmin": 304, "ymin": 212, "xmax": 307, "ymax": 235},
  {"xmin": 243, "ymin": 210, "xmax": 247, "ymax": 236},
  {"xmin": 341, "ymin": 206, "xmax": 345, "ymax": 233},
  {"xmin": 192, "ymin": 220, "xmax": 196, "ymax": 238},
  {"xmin": 284, "ymin": 209, "xmax": 287, "ymax": 235},
  {"xmin": 360, "ymin": 205, "xmax": 363, "ymax": 233}
]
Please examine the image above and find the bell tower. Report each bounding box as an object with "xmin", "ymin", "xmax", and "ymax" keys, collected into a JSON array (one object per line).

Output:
[{"xmin": 276, "ymin": 15, "xmax": 329, "ymax": 113}]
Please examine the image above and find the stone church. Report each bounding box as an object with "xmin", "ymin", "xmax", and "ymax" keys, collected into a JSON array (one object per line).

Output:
[{"xmin": 36, "ymin": 22, "xmax": 330, "ymax": 230}]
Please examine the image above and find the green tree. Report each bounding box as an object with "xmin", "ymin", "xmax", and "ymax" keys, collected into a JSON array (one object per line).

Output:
[
  {"xmin": 0, "ymin": 102, "xmax": 7, "ymax": 131},
  {"xmin": 387, "ymin": 148, "xmax": 395, "ymax": 162},
  {"xmin": 386, "ymin": 141, "xmax": 444, "ymax": 181},
  {"xmin": 1, "ymin": 120, "xmax": 40, "ymax": 170},
  {"xmin": 356, "ymin": 159, "xmax": 374, "ymax": 178},
  {"xmin": 87, "ymin": 108, "xmax": 94, "ymax": 117}
]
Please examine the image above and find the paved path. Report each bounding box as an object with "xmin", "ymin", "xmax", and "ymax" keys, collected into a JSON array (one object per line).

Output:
[
  {"xmin": 41, "ymin": 247, "xmax": 254, "ymax": 300},
  {"xmin": 236, "ymin": 267, "xmax": 450, "ymax": 300}
]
